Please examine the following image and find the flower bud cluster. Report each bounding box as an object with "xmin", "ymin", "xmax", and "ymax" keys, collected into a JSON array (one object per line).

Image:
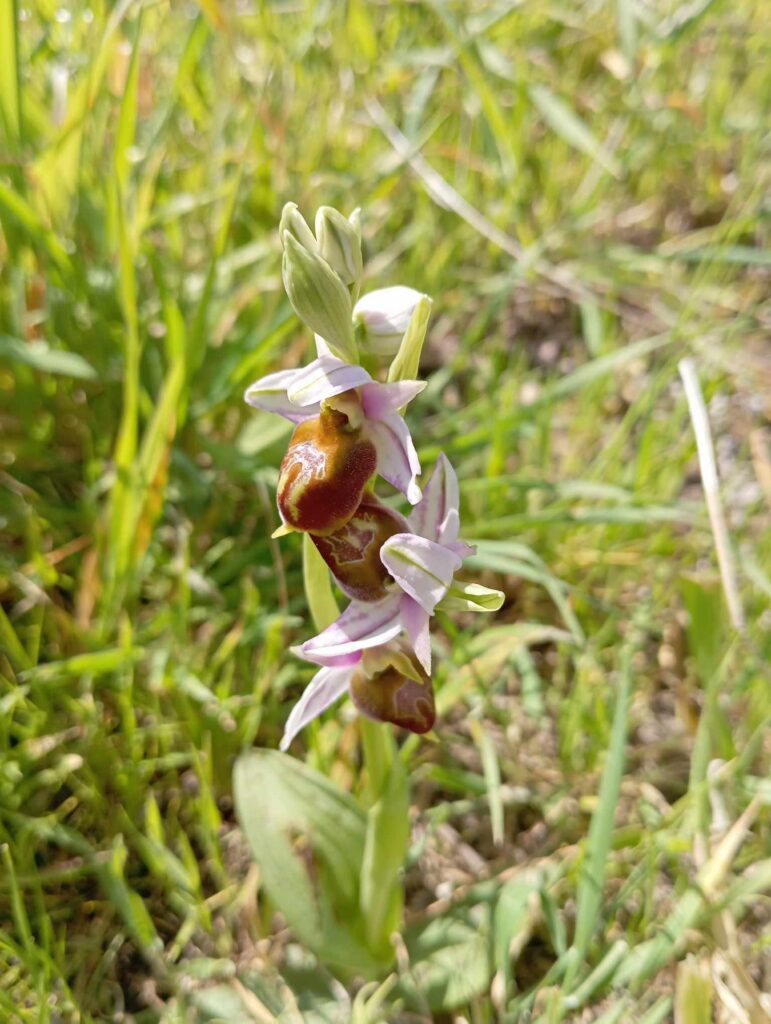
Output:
[{"xmin": 245, "ymin": 203, "xmax": 504, "ymax": 750}]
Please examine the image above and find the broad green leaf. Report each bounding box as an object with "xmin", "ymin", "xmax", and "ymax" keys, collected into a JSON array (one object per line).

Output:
[
  {"xmin": 359, "ymin": 757, "xmax": 409, "ymax": 957},
  {"xmin": 493, "ymin": 869, "xmax": 548, "ymax": 994},
  {"xmin": 398, "ymin": 905, "xmax": 493, "ymax": 1011},
  {"xmin": 233, "ymin": 750, "xmax": 384, "ymax": 974}
]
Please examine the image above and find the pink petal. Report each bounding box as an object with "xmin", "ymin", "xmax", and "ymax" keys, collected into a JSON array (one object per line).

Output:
[
  {"xmin": 301, "ymin": 596, "xmax": 402, "ymax": 661},
  {"xmin": 291, "ymin": 648, "xmax": 363, "ymax": 670},
  {"xmin": 286, "ymin": 355, "xmax": 371, "ymax": 407},
  {"xmin": 448, "ymin": 539, "xmax": 476, "ymax": 559},
  {"xmin": 279, "ymin": 665, "xmax": 352, "ymax": 751},
  {"xmin": 380, "ymin": 533, "xmax": 462, "ymax": 614},
  {"xmin": 409, "ymin": 452, "xmax": 460, "ymax": 544},
  {"xmin": 361, "ymin": 380, "xmax": 426, "ymax": 419},
  {"xmin": 365, "ymin": 414, "xmax": 422, "ymax": 505},
  {"xmin": 400, "ymin": 595, "xmax": 432, "ymax": 675},
  {"xmin": 244, "ymin": 367, "xmax": 317, "ymax": 423}
]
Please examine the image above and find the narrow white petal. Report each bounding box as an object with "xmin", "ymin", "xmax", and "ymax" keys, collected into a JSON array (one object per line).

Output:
[
  {"xmin": 409, "ymin": 452, "xmax": 461, "ymax": 544},
  {"xmin": 366, "ymin": 415, "xmax": 422, "ymax": 505},
  {"xmin": 361, "ymin": 379, "xmax": 426, "ymax": 419},
  {"xmin": 400, "ymin": 595, "xmax": 432, "ymax": 675},
  {"xmin": 244, "ymin": 367, "xmax": 316, "ymax": 422},
  {"xmin": 380, "ymin": 533, "xmax": 462, "ymax": 614},
  {"xmin": 314, "ymin": 333, "xmax": 333, "ymax": 358},
  {"xmin": 280, "ymin": 666, "xmax": 351, "ymax": 751},
  {"xmin": 301, "ymin": 597, "xmax": 403, "ymax": 661},
  {"xmin": 286, "ymin": 355, "xmax": 371, "ymax": 407}
]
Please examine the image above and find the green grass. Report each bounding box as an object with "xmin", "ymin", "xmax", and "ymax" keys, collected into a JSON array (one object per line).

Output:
[{"xmin": 1, "ymin": 1, "xmax": 770, "ymax": 1020}]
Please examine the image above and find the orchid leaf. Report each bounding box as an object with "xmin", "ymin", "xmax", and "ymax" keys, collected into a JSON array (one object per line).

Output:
[
  {"xmin": 359, "ymin": 756, "xmax": 409, "ymax": 958},
  {"xmin": 397, "ymin": 903, "xmax": 493, "ymax": 1011},
  {"xmin": 233, "ymin": 750, "xmax": 387, "ymax": 975}
]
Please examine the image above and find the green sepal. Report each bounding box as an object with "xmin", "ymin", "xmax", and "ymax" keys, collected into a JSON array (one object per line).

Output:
[
  {"xmin": 316, "ymin": 205, "xmax": 363, "ymax": 287},
  {"xmin": 282, "ymin": 231, "xmax": 357, "ymax": 363},
  {"xmin": 436, "ymin": 580, "xmax": 505, "ymax": 612},
  {"xmin": 387, "ymin": 294, "xmax": 432, "ymax": 383}
]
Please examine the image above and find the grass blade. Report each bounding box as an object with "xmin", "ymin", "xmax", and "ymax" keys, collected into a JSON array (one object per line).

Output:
[
  {"xmin": 568, "ymin": 632, "xmax": 635, "ymax": 973},
  {"xmin": 528, "ymin": 84, "xmax": 622, "ymax": 178},
  {"xmin": 0, "ymin": 0, "xmax": 21, "ymax": 147}
]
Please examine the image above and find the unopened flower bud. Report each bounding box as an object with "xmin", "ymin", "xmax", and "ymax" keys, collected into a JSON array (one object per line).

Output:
[
  {"xmin": 277, "ymin": 400, "xmax": 376, "ymax": 535},
  {"xmin": 353, "ymin": 286, "xmax": 429, "ymax": 356},
  {"xmin": 350, "ymin": 646, "xmax": 435, "ymax": 734},
  {"xmin": 315, "ymin": 206, "xmax": 363, "ymax": 287},
  {"xmin": 279, "ymin": 202, "xmax": 318, "ymax": 253},
  {"xmin": 282, "ymin": 232, "xmax": 357, "ymax": 363},
  {"xmin": 312, "ymin": 494, "xmax": 408, "ymax": 602}
]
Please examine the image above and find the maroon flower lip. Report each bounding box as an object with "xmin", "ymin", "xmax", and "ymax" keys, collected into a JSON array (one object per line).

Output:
[
  {"xmin": 311, "ymin": 494, "xmax": 408, "ymax": 602},
  {"xmin": 349, "ymin": 661, "xmax": 435, "ymax": 734},
  {"xmin": 277, "ymin": 405, "xmax": 377, "ymax": 535}
]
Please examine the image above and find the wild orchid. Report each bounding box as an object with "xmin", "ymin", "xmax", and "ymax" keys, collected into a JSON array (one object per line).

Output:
[
  {"xmin": 244, "ymin": 355, "xmax": 424, "ymax": 530},
  {"xmin": 279, "ymin": 639, "xmax": 434, "ymax": 751},
  {"xmin": 245, "ymin": 201, "xmax": 504, "ymax": 749},
  {"xmin": 298, "ymin": 453, "xmax": 503, "ymax": 676}
]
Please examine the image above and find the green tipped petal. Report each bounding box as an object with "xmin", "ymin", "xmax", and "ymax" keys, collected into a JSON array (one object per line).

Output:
[{"xmin": 437, "ymin": 581, "xmax": 505, "ymax": 613}]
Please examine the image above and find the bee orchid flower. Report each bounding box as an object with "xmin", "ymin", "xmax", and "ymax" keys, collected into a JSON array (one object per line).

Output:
[
  {"xmin": 245, "ymin": 355, "xmax": 425, "ymax": 532},
  {"xmin": 298, "ymin": 453, "xmax": 504, "ymax": 675},
  {"xmin": 280, "ymin": 641, "xmax": 435, "ymax": 751}
]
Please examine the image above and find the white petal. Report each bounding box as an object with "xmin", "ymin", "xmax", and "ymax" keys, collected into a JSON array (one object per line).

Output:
[
  {"xmin": 279, "ymin": 666, "xmax": 351, "ymax": 751},
  {"xmin": 380, "ymin": 533, "xmax": 462, "ymax": 615},
  {"xmin": 286, "ymin": 355, "xmax": 371, "ymax": 407},
  {"xmin": 400, "ymin": 595, "xmax": 432, "ymax": 675},
  {"xmin": 354, "ymin": 286, "xmax": 426, "ymax": 337},
  {"xmin": 361, "ymin": 379, "xmax": 426, "ymax": 419},
  {"xmin": 301, "ymin": 597, "xmax": 403, "ymax": 661},
  {"xmin": 365, "ymin": 414, "xmax": 422, "ymax": 505},
  {"xmin": 243, "ymin": 367, "xmax": 316, "ymax": 423},
  {"xmin": 410, "ymin": 452, "xmax": 461, "ymax": 544},
  {"xmin": 314, "ymin": 333, "xmax": 333, "ymax": 358}
]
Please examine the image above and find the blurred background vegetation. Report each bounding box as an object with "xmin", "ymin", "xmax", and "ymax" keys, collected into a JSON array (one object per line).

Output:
[{"xmin": 1, "ymin": 0, "xmax": 769, "ymax": 1020}]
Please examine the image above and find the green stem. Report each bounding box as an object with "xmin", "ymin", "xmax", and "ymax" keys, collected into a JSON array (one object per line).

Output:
[{"xmin": 360, "ymin": 717, "xmax": 395, "ymax": 803}]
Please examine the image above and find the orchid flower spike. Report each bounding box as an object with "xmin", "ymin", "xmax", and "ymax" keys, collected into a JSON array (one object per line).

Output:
[
  {"xmin": 244, "ymin": 355, "xmax": 425, "ymax": 532},
  {"xmin": 280, "ymin": 640, "xmax": 435, "ymax": 751},
  {"xmin": 299, "ymin": 453, "xmax": 504, "ymax": 675}
]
